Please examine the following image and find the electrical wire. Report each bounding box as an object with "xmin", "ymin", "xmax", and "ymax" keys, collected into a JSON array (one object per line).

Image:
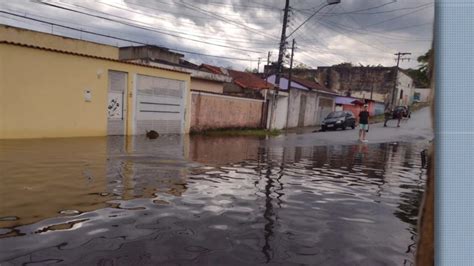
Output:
[
  {"xmin": 176, "ymin": 0, "xmax": 280, "ymax": 40},
  {"xmin": 36, "ymin": 1, "xmax": 264, "ymax": 53},
  {"xmin": 0, "ymin": 10, "xmax": 261, "ymax": 61},
  {"xmin": 91, "ymin": 0, "xmax": 279, "ymax": 45}
]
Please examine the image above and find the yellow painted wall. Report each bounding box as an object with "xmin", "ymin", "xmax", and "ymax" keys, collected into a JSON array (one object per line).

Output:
[
  {"xmin": 0, "ymin": 43, "xmax": 191, "ymax": 139},
  {"xmin": 190, "ymin": 78, "xmax": 224, "ymax": 93},
  {"xmin": 0, "ymin": 25, "xmax": 119, "ymax": 59}
]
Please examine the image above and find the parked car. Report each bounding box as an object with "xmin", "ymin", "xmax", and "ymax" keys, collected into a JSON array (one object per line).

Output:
[
  {"xmin": 393, "ymin": 106, "xmax": 411, "ymax": 119},
  {"xmin": 321, "ymin": 111, "xmax": 356, "ymax": 131}
]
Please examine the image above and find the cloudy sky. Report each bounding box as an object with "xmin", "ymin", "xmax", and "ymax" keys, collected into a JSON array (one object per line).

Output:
[{"xmin": 0, "ymin": 0, "xmax": 434, "ymax": 71}]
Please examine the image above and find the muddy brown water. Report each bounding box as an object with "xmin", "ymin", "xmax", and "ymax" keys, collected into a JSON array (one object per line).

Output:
[{"xmin": 0, "ymin": 135, "xmax": 427, "ymax": 265}]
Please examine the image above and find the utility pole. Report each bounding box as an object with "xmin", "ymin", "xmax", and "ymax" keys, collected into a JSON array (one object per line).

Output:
[
  {"xmin": 257, "ymin": 57, "xmax": 261, "ymax": 73},
  {"xmin": 285, "ymin": 39, "xmax": 296, "ymax": 133},
  {"xmin": 275, "ymin": 0, "xmax": 291, "ymax": 89},
  {"xmin": 391, "ymin": 52, "xmax": 411, "ymax": 107},
  {"xmin": 266, "ymin": 51, "xmax": 271, "ymax": 74},
  {"xmin": 269, "ymin": 0, "xmax": 290, "ymax": 130}
]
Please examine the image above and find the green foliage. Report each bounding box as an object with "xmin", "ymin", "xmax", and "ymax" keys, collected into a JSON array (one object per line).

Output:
[
  {"xmin": 333, "ymin": 62, "xmax": 353, "ymax": 67},
  {"xmin": 294, "ymin": 62, "xmax": 311, "ymax": 69},
  {"xmin": 406, "ymin": 49, "xmax": 432, "ymax": 87}
]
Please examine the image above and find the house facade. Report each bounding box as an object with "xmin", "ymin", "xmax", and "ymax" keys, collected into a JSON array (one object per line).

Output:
[
  {"xmin": 0, "ymin": 30, "xmax": 192, "ymax": 139},
  {"xmin": 314, "ymin": 65, "xmax": 415, "ymax": 107},
  {"xmin": 266, "ymin": 74, "xmax": 338, "ymax": 129},
  {"xmin": 413, "ymin": 88, "xmax": 432, "ymax": 103}
]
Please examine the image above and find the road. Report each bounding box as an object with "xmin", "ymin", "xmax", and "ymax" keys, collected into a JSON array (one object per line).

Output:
[
  {"xmin": 267, "ymin": 107, "xmax": 433, "ymax": 147},
  {"xmin": 0, "ymin": 108, "xmax": 433, "ymax": 265}
]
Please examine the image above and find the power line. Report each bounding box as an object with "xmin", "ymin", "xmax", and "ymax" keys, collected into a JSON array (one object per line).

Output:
[
  {"xmin": 0, "ymin": 10, "xmax": 260, "ymax": 62},
  {"xmin": 170, "ymin": 0, "xmax": 282, "ymax": 11},
  {"xmin": 176, "ymin": 0, "xmax": 280, "ymax": 41},
  {"xmin": 365, "ymin": 4, "xmax": 433, "ymax": 28},
  {"xmin": 317, "ymin": 19, "xmax": 393, "ymax": 53},
  {"xmin": 295, "ymin": 0, "xmax": 395, "ymax": 13},
  {"xmin": 323, "ymin": 15, "xmax": 432, "ymax": 42},
  {"xmin": 120, "ymin": 0, "xmax": 282, "ymax": 19},
  {"xmin": 316, "ymin": 2, "xmax": 433, "ymax": 16},
  {"xmin": 92, "ymin": 1, "xmax": 278, "ymax": 45},
  {"xmin": 36, "ymin": 1, "xmax": 265, "ymax": 53}
]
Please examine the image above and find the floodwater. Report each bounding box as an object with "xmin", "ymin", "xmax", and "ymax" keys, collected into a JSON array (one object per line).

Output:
[{"xmin": 0, "ymin": 135, "xmax": 427, "ymax": 265}]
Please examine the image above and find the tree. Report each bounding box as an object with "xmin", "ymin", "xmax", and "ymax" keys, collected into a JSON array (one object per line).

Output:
[
  {"xmin": 333, "ymin": 62, "xmax": 353, "ymax": 67},
  {"xmin": 294, "ymin": 62, "xmax": 311, "ymax": 69},
  {"xmin": 417, "ymin": 49, "xmax": 432, "ymax": 82},
  {"xmin": 244, "ymin": 67, "xmax": 258, "ymax": 73},
  {"xmin": 406, "ymin": 49, "xmax": 432, "ymax": 87}
]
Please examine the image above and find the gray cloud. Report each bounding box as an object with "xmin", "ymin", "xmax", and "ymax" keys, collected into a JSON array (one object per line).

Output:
[{"xmin": 0, "ymin": 0, "xmax": 434, "ymax": 70}]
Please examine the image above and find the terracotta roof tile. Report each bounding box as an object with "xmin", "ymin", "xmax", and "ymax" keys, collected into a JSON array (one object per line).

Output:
[
  {"xmin": 200, "ymin": 64, "xmax": 273, "ymax": 90},
  {"xmin": 285, "ymin": 75, "xmax": 337, "ymax": 94},
  {"xmin": 0, "ymin": 41, "xmax": 190, "ymax": 74},
  {"xmin": 227, "ymin": 69, "xmax": 272, "ymax": 90}
]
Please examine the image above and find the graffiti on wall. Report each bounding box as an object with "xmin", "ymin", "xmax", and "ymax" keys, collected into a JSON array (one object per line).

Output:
[{"xmin": 108, "ymin": 92, "xmax": 123, "ymax": 119}]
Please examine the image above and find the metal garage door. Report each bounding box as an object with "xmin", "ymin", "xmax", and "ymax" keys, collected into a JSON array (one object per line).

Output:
[
  {"xmin": 107, "ymin": 70, "xmax": 127, "ymax": 135},
  {"xmin": 135, "ymin": 74, "xmax": 185, "ymax": 135}
]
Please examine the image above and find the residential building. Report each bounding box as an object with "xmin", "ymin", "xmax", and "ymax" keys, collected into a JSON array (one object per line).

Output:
[
  {"xmin": 413, "ymin": 88, "xmax": 432, "ymax": 103},
  {"xmin": 266, "ymin": 74, "xmax": 338, "ymax": 129},
  {"xmin": 0, "ymin": 24, "xmax": 118, "ymax": 59},
  {"xmin": 117, "ymin": 46, "xmax": 268, "ymax": 131},
  {"xmin": 0, "ymin": 30, "xmax": 191, "ymax": 139},
  {"xmin": 314, "ymin": 65, "xmax": 416, "ymax": 107}
]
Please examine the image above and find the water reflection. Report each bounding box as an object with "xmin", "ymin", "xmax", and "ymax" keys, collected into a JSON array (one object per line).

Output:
[{"xmin": 0, "ymin": 135, "xmax": 428, "ymax": 265}]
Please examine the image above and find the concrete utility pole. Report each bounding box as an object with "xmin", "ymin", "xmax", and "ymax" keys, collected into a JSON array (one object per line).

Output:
[
  {"xmin": 391, "ymin": 52, "xmax": 411, "ymax": 107},
  {"xmin": 269, "ymin": 0, "xmax": 291, "ymax": 130},
  {"xmin": 268, "ymin": 0, "xmax": 340, "ymax": 130},
  {"xmin": 274, "ymin": 0, "xmax": 291, "ymax": 89},
  {"xmin": 285, "ymin": 39, "xmax": 296, "ymax": 133},
  {"xmin": 257, "ymin": 57, "xmax": 261, "ymax": 73}
]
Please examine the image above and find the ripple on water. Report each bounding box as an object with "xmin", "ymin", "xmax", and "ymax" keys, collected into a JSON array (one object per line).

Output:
[{"xmin": 0, "ymin": 139, "xmax": 427, "ymax": 265}]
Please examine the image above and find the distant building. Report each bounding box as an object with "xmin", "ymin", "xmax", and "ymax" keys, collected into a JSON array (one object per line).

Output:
[
  {"xmin": 266, "ymin": 74, "xmax": 338, "ymax": 128},
  {"xmin": 413, "ymin": 88, "xmax": 432, "ymax": 103},
  {"xmin": 314, "ymin": 65, "xmax": 415, "ymax": 106}
]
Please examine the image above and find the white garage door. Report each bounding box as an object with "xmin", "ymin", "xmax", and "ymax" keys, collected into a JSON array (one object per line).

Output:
[{"xmin": 135, "ymin": 74, "xmax": 186, "ymax": 135}]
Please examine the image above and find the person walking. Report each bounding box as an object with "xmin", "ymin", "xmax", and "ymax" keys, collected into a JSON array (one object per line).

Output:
[
  {"xmin": 394, "ymin": 107, "xmax": 402, "ymax": 127},
  {"xmin": 358, "ymin": 104, "xmax": 370, "ymax": 142},
  {"xmin": 383, "ymin": 106, "xmax": 392, "ymax": 127}
]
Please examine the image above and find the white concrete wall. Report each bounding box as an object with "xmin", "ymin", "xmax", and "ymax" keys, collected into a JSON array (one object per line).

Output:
[
  {"xmin": 267, "ymin": 92, "xmax": 289, "ymax": 130},
  {"xmin": 397, "ymin": 71, "xmax": 415, "ymax": 106},
  {"xmin": 414, "ymin": 88, "xmax": 432, "ymax": 102},
  {"xmin": 287, "ymin": 89, "xmax": 302, "ymax": 128},
  {"xmin": 316, "ymin": 96, "xmax": 335, "ymax": 125},
  {"xmin": 266, "ymin": 75, "xmax": 332, "ymax": 128},
  {"xmin": 303, "ymin": 92, "xmax": 318, "ymax": 126}
]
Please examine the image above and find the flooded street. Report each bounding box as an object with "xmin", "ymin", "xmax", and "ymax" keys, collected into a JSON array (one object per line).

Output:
[{"xmin": 0, "ymin": 133, "xmax": 429, "ymax": 265}]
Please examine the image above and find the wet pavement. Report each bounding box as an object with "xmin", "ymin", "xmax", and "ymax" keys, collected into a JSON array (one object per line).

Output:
[{"xmin": 0, "ymin": 109, "xmax": 432, "ymax": 265}]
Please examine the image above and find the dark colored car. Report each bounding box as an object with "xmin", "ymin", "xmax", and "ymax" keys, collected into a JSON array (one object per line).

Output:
[
  {"xmin": 321, "ymin": 111, "xmax": 356, "ymax": 131},
  {"xmin": 393, "ymin": 106, "xmax": 411, "ymax": 119}
]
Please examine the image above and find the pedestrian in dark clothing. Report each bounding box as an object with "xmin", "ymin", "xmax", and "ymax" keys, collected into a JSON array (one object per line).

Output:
[
  {"xmin": 384, "ymin": 106, "xmax": 392, "ymax": 127},
  {"xmin": 358, "ymin": 104, "xmax": 370, "ymax": 142},
  {"xmin": 394, "ymin": 108, "xmax": 402, "ymax": 127}
]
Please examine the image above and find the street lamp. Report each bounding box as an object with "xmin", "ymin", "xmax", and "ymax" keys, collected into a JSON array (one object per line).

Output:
[
  {"xmin": 269, "ymin": 0, "xmax": 340, "ymax": 130},
  {"xmin": 286, "ymin": 0, "xmax": 341, "ymax": 39}
]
